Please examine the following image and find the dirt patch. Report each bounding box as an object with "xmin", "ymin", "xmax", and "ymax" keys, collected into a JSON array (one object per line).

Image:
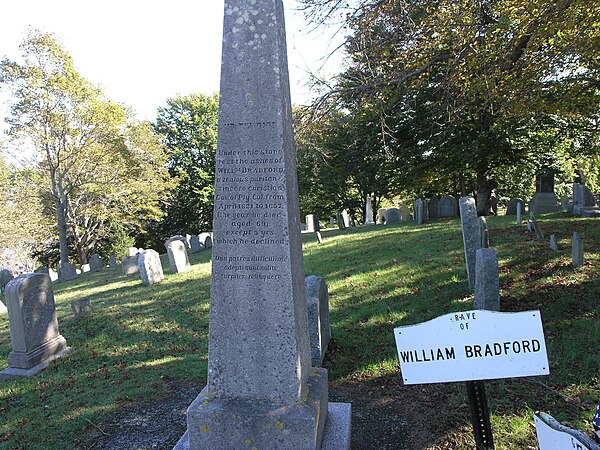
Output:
[{"xmin": 83, "ymin": 376, "xmax": 466, "ymax": 449}]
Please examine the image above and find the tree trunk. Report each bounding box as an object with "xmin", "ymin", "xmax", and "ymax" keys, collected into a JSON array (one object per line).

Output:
[
  {"xmin": 476, "ymin": 172, "xmax": 497, "ymax": 216},
  {"xmin": 56, "ymin": 198, "xmax": 70, "ymax": 264}
]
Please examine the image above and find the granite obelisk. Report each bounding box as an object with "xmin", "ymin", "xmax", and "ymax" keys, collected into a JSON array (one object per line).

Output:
[{"xmin": 180, "ymin": 1, "xmax": 350, "ymax": 449}]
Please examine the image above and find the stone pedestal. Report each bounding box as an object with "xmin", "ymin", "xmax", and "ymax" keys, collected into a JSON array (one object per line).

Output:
[
  {"xmin": 364, "ymin": 195, "xmax": 375, "ymax": 225},
  {"xmin": 529, "ymin": 192, "xmax": 560, "ymax": 214}
]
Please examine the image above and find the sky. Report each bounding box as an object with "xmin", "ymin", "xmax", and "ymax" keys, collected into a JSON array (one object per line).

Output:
[{"xmin": 0, "ymin": 0, "xmax": 346, "ymax": 128}]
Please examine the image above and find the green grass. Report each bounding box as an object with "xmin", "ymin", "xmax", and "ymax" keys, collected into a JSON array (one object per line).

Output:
[{"xmin": 1, "ymin": 213, "xmax": 598, "ymax": 449}]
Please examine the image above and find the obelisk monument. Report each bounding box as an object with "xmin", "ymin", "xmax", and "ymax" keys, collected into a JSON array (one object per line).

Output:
[{"xmin": 179, "ymin": 1, "xmax": 350, "ymax": 449}]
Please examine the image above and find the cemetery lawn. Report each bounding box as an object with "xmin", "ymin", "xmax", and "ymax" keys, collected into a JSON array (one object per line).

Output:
[{"xmin": 0, "ymin": 213, "xmax": 598, "ymax": 449}]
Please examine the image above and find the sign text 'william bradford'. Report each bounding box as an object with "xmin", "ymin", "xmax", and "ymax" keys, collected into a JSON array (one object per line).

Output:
[{"xmin": 394, "ymin": 310, "xmax": 549, "ymax": 384}]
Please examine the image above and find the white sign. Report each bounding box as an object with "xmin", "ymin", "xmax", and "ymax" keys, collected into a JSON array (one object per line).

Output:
[
  {"xmin": 535, "ymin": 414, "xmax": 599, "ymax": 450},
  {"xmin": 394, "ymin": 310, "xmax": 549, "ymax": 384}
]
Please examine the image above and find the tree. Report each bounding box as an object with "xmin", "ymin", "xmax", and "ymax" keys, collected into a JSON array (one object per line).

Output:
[
  {"xmin": 300, "ymin": 0, "xmax": 600, "ymax": 214},
  {"xmin": 154, "ymin": 93, "xmax": 218, "ymax": 236},
  {"xmin": 1, "ymin": 31, "xmax": 172, "ymax": 264}
]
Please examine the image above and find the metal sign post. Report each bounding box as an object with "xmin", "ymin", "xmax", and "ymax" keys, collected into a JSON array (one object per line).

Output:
[{"xmin": 466, "ymin": 380, "xmax": 494, "ymax": 449}]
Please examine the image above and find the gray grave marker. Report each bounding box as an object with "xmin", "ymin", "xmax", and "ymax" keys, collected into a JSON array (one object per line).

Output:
[
  {"xmin": 190, "ymin": 235, "xmax": 202, "ymax": 254},
  {"xmin": 305, "ymin": 275, "xmax": 331, "ymax": 366},
  {"xmin": 386, "ymin": 207, "xmax": 401, "ymax": 223},
  {"xmin": 138, "ymin": 249, "xmax": 165, "ymax": 286},
  {"xmin": 58, "ymin": 262, "xmax": 77, "ymax": 281},
  {"xmin": 89, "ymin": 254, "xmax": 103, "ymax": 272},
  {"xmin": 364, "ymin": 194, "xmax": 375, "ymax": 225},
  {"xmin": 572, "ymin": 232, "xmax": 584, "ymax": 268},
  {"xmin": 376, "ymin": 208, "xmax": 387, "ymax": 224},
  {"xmin": 0, "ymin": 274, "xmax": 71, "ymax": 379},
  {"xmin": 121, "ymin": 255, "xmax": 140, "ymax": 275},
  {"xmin": 306, "ymin": 214, "xmax": 320, "ymax": 232},
  {"xmin": 549, "ymin": 234, "xmax": 558, "ymax": 251},
  {"xmin": 474, "ymin": 248, "xmax": 500, "ymax": 312},
  {"xmin": 167, "ymin": 240, "xmax": 190, "ymax": 274},
  {"xmin": 530, "ymin": 212, "xmax": 544, "ymax": 239},
  {"xmin": 459, "ymin": 196, "xmax": 482, "ymax": 291},
  {"xmin": 178, "ymin": 2, "xmax": 350, "ymax": 447},
  {"xmin": 71, "ymin": 299, "xmax": 93, "ymax": 319},
  {"xmin": 439, "ymin": 195, "xmax": 458, "ymax": 218}
]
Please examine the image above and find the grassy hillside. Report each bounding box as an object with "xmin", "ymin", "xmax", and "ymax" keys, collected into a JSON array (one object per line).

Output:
[{"xmin": 0, "ymin": 212, "xmax": 598, "ymax": 449}]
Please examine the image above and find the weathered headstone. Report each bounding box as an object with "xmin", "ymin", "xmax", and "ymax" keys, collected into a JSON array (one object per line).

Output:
[
  {"xmin": 203, "ymin": 235, "xmax": 212, "ymax": 249},
  {"xmin": 89, "ymin": 254, "xmax": 103, "ymax": 272},
  {"xmin": 0, "ymin": 268, "xmax": 14, "ymax": 294},
  {"xmin": 342, "ymin": 209, "xmax": 351, "ymax": 228},
  {"xmin": 428, "ymin": 196, "xmax": 440, "ymax": 219},
  {"xmin": 479, "ymin": 216, "xmax": 489, "ymax": 248},
  {"xmin": 506, "ymin": 198, "xmax": 525, "ymax": 215},
  {"xmin": 138, "ymin": 249, "xmax": 164, "ymax": 286},
  {"xmin": 386, "ymin": 207, "xmax": 401, "ymax": 223},
  {"xmin": 489, "ymin": 196, "xmax": 498, "ymax": 215},
  {"xmin": 560, "ymin": 195, "xmax": 569, "ymax": 212},
  {"xmin": 315, "ymin": 231, "xmax": 323, "ymax": 244},
  {"xmin": 121, "ymin": 255, "xmax": 140, "ymax": 275},
  {"xmin": 529, "ymin": 169, "xmax": 560, "ymax": 214},
  {"xmin": 400, "ymin": 205, "xmax": 411, "ymax": 221},
  {"xmin": 474, "ymin": 248, "xmax": 500, "ymax": 312},
  {"xmin": 329, "ymin": 216, "xmax": 335, "ymax": 229},
  {"xmin": 530, "ymin": 212, "xmax": 544, "ymax": 239},
  {"xmin": 459, "ymin": 196, "xmax": 482, "ymax": 291},
  {"xmin": 58, "ymin": 261, "xmax": 77, "ymax": 282},
  {"xmin": 185, "ymin": 234, "xmax": 193, "ymax": 250},
  {"xmin": 516, "ymin": 201, "xmax": 523, "ymax": 224},
  {"xmin": 415, "ymin": 199, "xmax": 425, "ymax": 225},
  {"xmin": 305, "ymin": 275, "xmax": 331, "ymax": 367},
  {"xmin": 549, "ymin": 234, "xmax": 558, "ymax": 251},
  {"xmin": 336, "ymin": 212, "xmax": 346, "ymax": 230},
  {"xmin": 364, "ymin": 194, "xmax": 375, "ymax": 225},
  {"xmin": 178, "ymin": 2, "xmax": 350, "ymax": 448},
  {"xmin": 81, "ymin": 264, "xmax": 90, "ymax": 273},
  {"xmin": 573, "ymin": 182, "xmax": 581, "ymax": 205},
  {"xmin": 164, "ymin": 235, "xmax": 187, "ymax": 252},
  {"xmin": 572, "ymin": 232, "xmax": 584, "ymax": 268},
  {"xmin": 376, "ymin": 208, "xmax": 387, "ymax": 225},
  {"xmin": 0, "ymin": 273, "xmax": 70, "ymax": 379},
  {"xmin": 198, "ymin": 232, "xmax": 213, "ymax": 249},
  {"xmin": 71, "ymin": 298, "xmax": 93, "ymax": 319},
  {"xmin": 190, "ymin": 235, "xmax": 202, "ymax": 254},
  {"xmin": 306, "ymin": 214, "xmax": 320, "ymax": 232},
  {"xmin": 167, "ymin": 239, "xmax": 190, "ymax": 274},
  {"xmin": 439, "ymin": 195, "xmax": 458, "ymax": 218},
  {"xmin": 35, "ymin": 267, "xmax": 58, "ymax": 283},
  {"xmin": 109, "ymin": 255, "xmax": 117, "ymax": 268}
]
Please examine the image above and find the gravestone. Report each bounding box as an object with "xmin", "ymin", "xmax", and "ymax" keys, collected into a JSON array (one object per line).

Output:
[
  {"xmin": 439, "ymin": 195, "xmax": 458, "ymax": 218},
  {"xmin": 203, "ymin": 236, "xmax": 212, "ymax": 249},
  {"xmin": 128, "ymin": 247, "xmax": 139, "ymax": 256},
  {"xmin": 527, "ymin": 220, "xmax": 533, "ymax": 233},
  {"xmin": 58, "ymin": 261, "xmax": 77, "ymax": 282},
  {"xmin": 341, "ymin": 209, "xmax": 351, "ymax": 228},
  {"xmin": 506, "ymin": 198, "xmax": 525, "ymax": 215},
  {"xmin": 479, "ymin": 216, "xmax": 489, "ymax": 248},
  {"xmin": 109, "ymin": 256, "xmax": 117, "ymax": 268},
  {"xmin": 35, "ymin": 267, "xmax": 58, "ymax": 282},
  {"xmin": 572, "ymin": 182, "xmax": 580, "ymax": 205},
  {"xmin": 489, "ymin": 196, "xmax": 498, "ymax": 215},
  {"xmin": 386, "ymin": 207, "xmax": 401, "ymax": 224},
  {"xmin": 474, "ymin": 248, "xmax": 500, "ymax": 312},
  {"xmin": 121, "ymin": 255, "xmax": 140, "ymax": 275},
  {"xmin": 81, "ymin": 264, "xmax": 90, "ymax": 273},
  {"xmin": 415, "ymin": 199, "xmax": 425, "ymax": 225},
  {"xmin": 364, "ymin": 194, "xmax": 375, "ymax": 225},
  {"xmin": 167, "ymin": 239, "xmax": 190, "ymax": 274},
  {"xmin": 315, "ymin": 231, "xmax": 323, "ymax": 244},
  {"xmin": 185, "ymin": 234, "xmax": 193, "ymax": 250},
  {"xmin": 428, "ymin": 196, "xmax": 440, "ymax": 219},
  {"xmin": 190, "ymin": 235, "xmax": 202, "ymax": 254},
  {"xmin": 561, "ymin": 195, "xmax": 569, "ymax": 212},
  {"xmin": 376, "ymin": 208, "xmax": 387, "ymax": 224},
  {"xmin": 535, "ymin": 412, "xmax": 600, "ymax": 450},
  {"xmin": 89, "ymin": 254, "xmax": 103, "ymax": 272},
  {"xmin": 198, "ymin": 232, "xmax": 213, "ymax": 249},
  {"xmin": 336, "ymin": 212, "xmax": 346, "ymax": 230},
  {"xmin": 459, "ymin": 196, "xmax": 482, "ymax": 291},
  {"xmin": 306, "ymin": 214, "xmax": 320, "ymax": 232},
  {"xmin": 177, "ymin": 2, "xmax": 350, "ymax": 448},
  {"xmin": 516, "ymin": 201, "xmax": 523, "ymax": 224},
  {"xmin": 330, "ymin": 216, "xmax": 335, "ymax": 229},
  {"xmin": 0, "ymin": 273, "xmax": 70, "ymax": 380},
  {"xmin": 550, "ymin": 235, "xmax": 558, "ymax": 251},
  {"xmin": 572, "ymin": 232, "xmax": 584, "ymax": 268},
  {"xmin": 305, "ymin": 275, "xmax": 331, "ymax": 367},
  {"xmin": 71, "ymin": 299, "xmax": 93, "ymax": 319},
  {"xmin": 165, "ymin": 235, "xmax": 187, "ymax": 252},
  {"xmin": 529, "ymin": 169, "xmax": 560, "ymax": 214},
  {"xmin": 400, "ymin": 205, "xmax": 411, "ymax": 221},
  {"xmin": 138, "ymin": 249, "xmax": 164, "ymax": 286},
  {"xmin": 0, "ymin": 268, "xmax": 14, "ymax": 294},
  {"xmin": 530, "ymin": 212, "xmax": 544, "ymax": 239}
]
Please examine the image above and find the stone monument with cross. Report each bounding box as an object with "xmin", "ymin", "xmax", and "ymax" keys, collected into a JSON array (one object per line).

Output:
[{"xmin": 175, "ymin": 1, "xmax": 351, "ymax": 448}]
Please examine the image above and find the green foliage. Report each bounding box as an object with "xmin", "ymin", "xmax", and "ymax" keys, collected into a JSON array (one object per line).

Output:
[
  {"xmin": 154, "ymin": 92, "xmax": 219, "ymax": 237},
  {"xmin": 1, "ymin": 31, "xmax": 172, "ymax": 265},
  {"xmin": 102, "ymin": 221, "xmax": 135, "ymax": 259}
]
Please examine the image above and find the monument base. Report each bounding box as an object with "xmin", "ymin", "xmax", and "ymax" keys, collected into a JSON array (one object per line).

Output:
[
  {"xmin": 0, "ymin": 346, "xmax": 71, "ymax": 381},
  {"xmin": 8, "ymin": 334, "xmax": 67, "ymax": 369},
  {"xmin": 174, "ymin": 402, "xmax": 351, "ymax": 450},
  {"xmin": 181, "ymin": 368, "xmax": 339, "ymax": 450},
  {"xmin": 529, "ymin": 193, "xmax": 561, "ymax": 214}
]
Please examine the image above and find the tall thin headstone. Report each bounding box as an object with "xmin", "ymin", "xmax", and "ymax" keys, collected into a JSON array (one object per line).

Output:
[
  {"xmin": 516, "ymin": 201, "xmax": 522, "ymax": 224},
  {"xmin": 180, "ymin": 1, "xmax": 350, "ymax": 448},
  {"xmin": 572, "ymin": 232, "xmax": 584, "ymax": 268},
  {"xmin": 474, "ymin": 248, "xmax": 500, "ymax": 312},
  {"xmin": 459, "ymin": 196, "xmax": 481, "ymax": 291},
  {"xmin": 549, "ymin": 234, "xmax": 558, "ymax": 251},
  {"xmin": 415, "ymin": 199, "xmax": 424, "ymax": 225},
  {"xmin": 336, "ymin": 212, "xmax": 346, "ymax": 230},
  {"xmin": 329, "ymin": 216, "xmax": 335, "ymax": 229},
  {"xmin": 364, "ymin": 194, "xmax": 375, "ymax": 225},
  {"xmin": 479, "ymin": 216, "xmax": 489, "ymax": 248},
  {"xmin": 341, "ymin": 209, "xmax": 351, "ymax": 228}
]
